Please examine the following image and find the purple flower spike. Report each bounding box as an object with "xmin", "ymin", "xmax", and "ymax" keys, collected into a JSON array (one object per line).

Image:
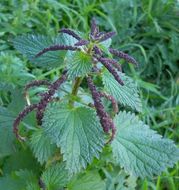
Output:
[
  {"xmin": 93, "ymin": 45, "xmax": 103, "ymax": 56},
  {"xmin": 74, "ymin": 39, "xmax": 89, "ymax": 46},
  {"xmin": 95, "ymin": 56, "xmax": 124, "ymax": 86},
  {"xmin": 98, "ymin": 31, "xmax": 116, "ymax": 42},
  {"xmin": 90, "ymin": 18, "xmax": 99, "ymax": 37},
  {"xmin": 102, "ymin": 57, "xmax": 122, "ymax": 72},
  {"xmin": 59, "ymin": 28, "xmax": 81, "ymax": 40},
  {"xmin": 13, "ymin": 104, "xmax": 38, "ymax": 141},
  {"xmin": 109, "ymin": 48, "xmax": 138, "ymax": 66},
  {"xmin": 86, "ymin": 76, "xmax": 114, "ymax": 134},
  {"xmin": 35, "ymin": 45, "xmax": 79, "ymax": 57},
  {"xmin": 36, "ymin": 70, "xmax": 67, "ymax": 125},
  {"xmin": 95, "ymin": 31, "xmax": 106, "ymax": 39}
]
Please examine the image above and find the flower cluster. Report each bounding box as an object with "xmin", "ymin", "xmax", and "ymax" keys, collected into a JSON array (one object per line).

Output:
[
  {"xmin": 13, "ymin": 71, "xmax": 67, "ymax": 140},
  {"xmin": 13, "ymin": 18, "xmax": 137, "ymax": 142}
]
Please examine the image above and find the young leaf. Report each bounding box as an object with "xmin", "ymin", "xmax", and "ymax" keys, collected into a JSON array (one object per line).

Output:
[
  {"xmin": 42, "ymin": 102, "xmax": 105, "ymax": 174},
  {"xmin": 66, "ymin": 51, "xmax": 92, "ymax": 80},
  {"xmin": 13, "ymin": 34, "xmax": 67, "ymax": 68},
  {"xmin": 111, "ymin": 111, "xmax": 179, "ymax": 178},
  {"xmin": 30, "ymin": 128, "xmax": 56, "ymax": 165},
  {"xmin": 41, "ymin": 163, "xmax": 69, "ymax": 189},
  {"xmin": 102, "ymin": 70, "xmax": 142, "ymax": 112},
  {"xmin": 68, "ymin": 170, "xmax": 106, "ymax": 190}
]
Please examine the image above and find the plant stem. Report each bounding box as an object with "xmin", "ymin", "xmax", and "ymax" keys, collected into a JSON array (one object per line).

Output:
[{"xmin": 69, "ymin": 77, "xmax": 82, "ymax": 106}]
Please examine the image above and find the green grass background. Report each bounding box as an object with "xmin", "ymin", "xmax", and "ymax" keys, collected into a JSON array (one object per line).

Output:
[{"xmin": 0, "ymin": 0, "xmax": 178, "ymax": 189}]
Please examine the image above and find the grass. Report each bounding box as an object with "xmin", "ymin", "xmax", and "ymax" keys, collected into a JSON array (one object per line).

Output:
[{"xmin": 0, "ymin": 0, "xmax": 178, "ymax": 189}]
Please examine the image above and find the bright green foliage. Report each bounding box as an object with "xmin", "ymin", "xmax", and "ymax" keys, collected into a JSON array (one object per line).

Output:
[
  {"xmin": 66, "ymin": 51, "xmax": 92, "ymax": 80},
  {"xmin": 41, "ymin": 163, "xmax": 69, "ymax": 190},
  {"xmin": 102, "ymin": 70, "xmax": 142, "ymax": 112},
  {"xmin": 68, "ymin": 170, "xmax": 106, "ymax": 190},
  {"xmin": 30, "ymin": 128, "xmax": 56, "ymax": 164},
  {"xmin": 0, "ymin": 52, "xmax": 35, "ymax": 86},
  {"xmin": 112, "ymin": 111, "xmax": 179, "ymax": 178},
  {"xmin": 42, "ymin": 103, "xmax": 105, "ymax": 174},
  {"xmin": 0, "ymin": 0, "xmax": 178, "ymax": 189}
]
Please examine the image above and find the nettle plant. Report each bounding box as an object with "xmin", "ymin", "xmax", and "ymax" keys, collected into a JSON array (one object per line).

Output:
[{"xmin": 12, "ymin": 19, "xmax": 178, "ymax": 188}]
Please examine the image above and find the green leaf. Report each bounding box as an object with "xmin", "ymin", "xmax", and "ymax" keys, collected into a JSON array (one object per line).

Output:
[
  {"xmin": 0, "ymin": 176, "xmax": 23, "ymax": 190},
  {"xmin": 0, "ymin": 107, "xmax": 15, "ymax": 158},
  {"xmin": 66, "ymin": 51, "xmax": 92, "ymax": 80},
  {"xmin": 30, "ymin": 128, "xmax": 56, "ymax": 165},
  {"xmin": 68, "ymin": 170, "xmax": 106, "ymax": 190},
  {"xmin": 13, "ymin": 34, "xmax": 73, "ymax": 68},
  {"xmin": 41, "ymin": 163, "xmax": 69, "ymax": 190},
  {"xmin": 42, "ymin": 103, "xmax": 105, "ymax": 174},
  {"xmin": 102, "ymin": 70, "xmax": 142, "ymax": 112},
  {"xmin": 3, "ymin": 148, "xmax": 40, "ymax": 175},
  {"xmin": 15, "ymin": 169, "xmax": 38, "ymax": 185},
  {"xmin": 0, "ymin": 170, "xmax": 38, "ymax": 190},
  {"xmin": 111, "ymin": 111, "xmax": 179, "ymax": 178}
]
